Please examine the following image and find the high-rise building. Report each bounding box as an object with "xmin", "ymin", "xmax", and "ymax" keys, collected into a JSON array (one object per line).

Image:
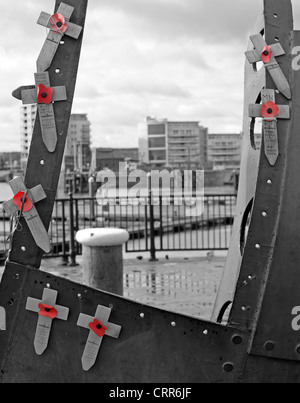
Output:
[
  {"xmin": 207, "ymin": 133, "xmax": 242, "ymax": 170},
  {"xmin": 138, "ymin": 117, "xmax": 208, "ymax": 170},
  {"xmin": 64, "ymin": 114, "xmax": 91, "ymax": 172},
  {"xmin": 20, "ymin": 104, "xmax": 37, "ymax": 170}
]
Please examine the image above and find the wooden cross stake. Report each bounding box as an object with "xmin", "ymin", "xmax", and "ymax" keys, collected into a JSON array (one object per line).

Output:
[
  {"xmin": 37, "ymin": 2, "xmax": 83, "ymax": 72},
  {"xmin": 26, "ymin": 288, "xmax": 69, "ymax": 355},
  {"xmin": 249, "ymin": 89, "xmax": 290, "ymax": 166},
  {"xmin": 77, "ymin": 305, "xmax": 122, "ymax": 371},
  {"xmin": 12, "ymin": 72, "xmax": 67, "ymax": 152},
  {"xmin": 245, "ymin": 34, "xmax": 291, "ymax": 100},
  {"xmin": 2, "ymin": 177, "xmax": 51, "ymax": 253}
]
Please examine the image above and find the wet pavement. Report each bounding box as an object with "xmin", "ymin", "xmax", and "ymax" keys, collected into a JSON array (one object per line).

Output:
[{"xmin": 0, "ymin": 251, "xmax": 227, "ymax": 321}]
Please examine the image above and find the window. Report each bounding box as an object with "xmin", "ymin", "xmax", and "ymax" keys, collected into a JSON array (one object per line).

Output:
[
  {"xmin": 148, "ymin": 124, "xmax": 166, "ymax": 135},
  {"xmin": 149, "ymin": 150, "xmax": 166, "ymax": 161}
]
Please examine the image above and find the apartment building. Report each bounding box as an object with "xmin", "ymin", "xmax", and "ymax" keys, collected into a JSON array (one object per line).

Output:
[
  {"xmin": 207, "ymin": 133, "xmax": 242, "ymax": 170},
  {"xmin": 138, "ymin": 117, "xmax": 208, "ymax": 170}
]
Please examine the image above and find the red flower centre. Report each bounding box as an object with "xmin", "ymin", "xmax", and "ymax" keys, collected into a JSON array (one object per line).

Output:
[
  {"xmin": 89, "ymin": 319, "xmax": 108, "ymax": 338},
  {"xmin": 261, "ymin": 101, "xmax": 279, "ymax": 121},
  {"xmin": 38, "ymin": 304, "xmax": 58, "ymax": 319},
  {"xmin": 13, "ymin": 191, "xmax": 33, "ymax": 213},
  {"xmin": 50, "ymin": 13, "xmax": 68, "ymax": 34},
  {"xmin": 261, "ymin": 46, "xmax": 272, "ymax": 63},
  {"xmin": 37, "ymin": 85, "xmax": 53, "ymax": 105}
]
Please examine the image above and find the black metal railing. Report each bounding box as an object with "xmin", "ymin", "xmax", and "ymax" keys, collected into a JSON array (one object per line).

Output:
[{"xmin": 0, "ymin": 193, "xmax": 237, "ymax": 262}]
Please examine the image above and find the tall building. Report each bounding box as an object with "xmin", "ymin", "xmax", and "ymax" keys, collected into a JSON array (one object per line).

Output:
[
  {"xmin": 207, "ymin": 133, "xmax": 242, "ymax": 170},
  {"xmin": 20, "ymin": 104, "xmax": 37, "ymax": 170},
  {"xmin": 138, "ymin": 117, "xmax": 208, "ymax": 170},
  {"xmin": 64, "ymin": 114, "xmax": 91, "ymax": 172}
]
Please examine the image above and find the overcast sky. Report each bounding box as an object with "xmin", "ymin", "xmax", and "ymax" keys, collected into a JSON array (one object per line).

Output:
[{"xmin": 1, "ymin": 0, "xmax": 300, "ymax": 151}]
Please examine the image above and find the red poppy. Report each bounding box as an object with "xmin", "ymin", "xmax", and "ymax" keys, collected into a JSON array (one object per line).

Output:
[
  {"xmin": 261, "ymin": 101, "xmax": 279, "ymax": 121},
  {"xmin": 38, "ymin": 303, "xmax": 58, "ymax": 319},
  {"xmin": 261, "ymin": 46, "xmax": 272, "ymax": 63},
  {"xmin": 50, "ymin": 13, "xmax": 68, "ymax": 35},
  {"xmin": 37, "ymin": 84, "xmax": 53, "ymax": 105},
  {"xmin": 89, "ymin": 319, "xmax": 108, "ymax": 338},
  {"xmin": 13, "ymin": 191, "xmax": 33, "ymax": 213}
]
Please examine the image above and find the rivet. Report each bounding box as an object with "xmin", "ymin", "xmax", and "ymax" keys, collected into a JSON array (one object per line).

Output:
[
  {"xmin": 296, "ymin": 345, "xmax": 300, "ymax": 354},
  {"xmin": 232, "ymin": 335, "xmax": 243, "ymax": 345},
  {"xmin": 264, "ymin": 341, "xmax": 275, "ymax": 352},
  {"xmin": 140, "ymin": 313, "xmax": 145, "ymax": 319},
  {"xmin": 171, "ymin": 322, "xmax": 176, "ymax": 327}
]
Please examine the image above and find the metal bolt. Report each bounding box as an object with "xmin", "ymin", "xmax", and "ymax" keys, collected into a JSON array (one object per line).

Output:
[
  {"xmin": 232, "ymin": 335, "xmax": 243, "ymax": 345},
  {"xmin": 264, "ymin": 341, "xmax": 275, "ymax": 352}
]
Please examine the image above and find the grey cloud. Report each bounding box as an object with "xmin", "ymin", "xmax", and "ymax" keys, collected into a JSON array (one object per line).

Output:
[{"xmin": 107, "ymin": 78, "xmax": 192, "ymax": 99}]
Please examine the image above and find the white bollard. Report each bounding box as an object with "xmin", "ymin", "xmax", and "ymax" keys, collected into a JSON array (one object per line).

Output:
[{"xmin": 76, "ymin": 228, "xmax": 129, "ymax": 296}]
